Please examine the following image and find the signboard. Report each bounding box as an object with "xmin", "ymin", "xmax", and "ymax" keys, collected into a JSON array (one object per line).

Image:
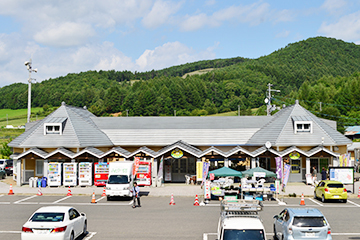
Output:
[
  {"xmin": 289, "ymin": 151, "xmax": 300, "ymax": 160},
  {"xmin": 254, "ymin": 172, "xmax": 266, "ymax": 178},
  {"xmin": 171, "ymin": 148, "xmax": 183, "ymax": 159},
  {"xmin": 329, "ymin": 167, "xmax": 354, "ymax": 184},
  {"xmin": 196, "ymin": 161, "xmax": 203, "ymax": 181}
]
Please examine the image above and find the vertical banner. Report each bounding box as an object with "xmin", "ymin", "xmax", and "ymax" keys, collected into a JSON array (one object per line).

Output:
[
  {"xmin": 282, "ymin": 164, "xmax": 291, "ymax": 190},
  {"xmin": 133, "ymin": 157, "xmax": 140, "ymax": 177},
  {"xmin": 340, "ymin": 154, "xmax": 344, "ymax": 167},
  {"xmin": 196, "ymin": 161, "xmax": 203, "ymax": 182},
  {"xmin": 275, "ymin": 180, "xmax": 280, "ymax": 194},
  {"xmin": 204, "ymin": 180, "xmax": 211, "ymax": 200},
  {"xmin": 157, "ymin": 156, "xmax": 164, "ymax": 180},
  {"xmin": 201, "ymin": 162, "xmax": 210, "ymax": 185},
  {"xmin": 275, "ymin": 157, "xmax": 282, "ymax": 179}
]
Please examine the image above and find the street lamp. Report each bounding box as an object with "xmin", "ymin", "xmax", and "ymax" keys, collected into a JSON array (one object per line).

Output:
[{"xmin": 25, "ymin": 59, "xmax": 37, "ymax": 123}]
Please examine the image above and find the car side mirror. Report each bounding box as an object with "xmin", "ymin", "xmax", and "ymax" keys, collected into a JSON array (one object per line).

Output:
[
  {"xmin": 273, "ymin": 215, "xmax": 278, "ymax": 219},
  {"xmin": 81, "ymin": 213, "xmax": 85, "ymax": 216}
]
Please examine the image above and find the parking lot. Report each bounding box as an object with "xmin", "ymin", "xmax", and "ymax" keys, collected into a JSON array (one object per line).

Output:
[{"xmin": 1, "ymin": 194, "xmax": 360, "ymax": 240}]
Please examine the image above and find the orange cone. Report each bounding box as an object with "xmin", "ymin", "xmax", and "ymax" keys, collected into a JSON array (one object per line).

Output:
[
  {"xmin": 300, "ymin": 193, "xmax": 305, "ymax": 205},
  {"xmin": 194, "ymin": 194, "xmax": 200, "ymax": 206},
  {"xmin": 37, "ymin": 188, "xmax": 43, "ymax": 196},
  {"xmin": 357, "ymin": 187, "xmax": 360, "ymax": 198},
  {"xmin": 8, "ymin": 184, "xmax": 14, "ymax": 195},
  {"xmin": 91, "ymin": 191, "xmax": 97, "ymax": 204},
  {"xmin": 66, "ymin": 186, "xmax": 72, "ymax": 196},
  {"xmin": 169, "ymin": 193, "xmax": 176, "ymax": 205},
  {"xmin": 102, "ymin": 187, "xmax": 106, "ymax": 197}
]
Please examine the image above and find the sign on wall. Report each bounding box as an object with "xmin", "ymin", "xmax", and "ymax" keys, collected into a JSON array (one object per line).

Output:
[{"xmin": 329, "ymin": 167, "xmax": 354, "ymax": 184}]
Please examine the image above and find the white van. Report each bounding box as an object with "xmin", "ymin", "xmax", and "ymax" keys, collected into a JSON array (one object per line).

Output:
[
  {"xmin": 105, "ymin": 161, "xmax": 134, "ymax": 200},
  {"xmin": 217, "ymin": 199, "xmax": 267, "ymax": 240}
]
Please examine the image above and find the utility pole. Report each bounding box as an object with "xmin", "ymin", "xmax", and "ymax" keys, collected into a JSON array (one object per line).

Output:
[
  {"xmin": 238, "ymin": 105, "xmax": 240, "ymax": 116},
  {"xmin": 319, "ymin": 102, "xmax": 322, "ymax": 112},
  {"xmin": 265, "ymin": 83, "xmax": 280, "ymax": 116},
  {"xmin": 25, "ymin": 59, "xmax": 37, "ymax": 123}
]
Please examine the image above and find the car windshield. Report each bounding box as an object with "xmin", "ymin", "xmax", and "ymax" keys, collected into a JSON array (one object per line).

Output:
[
  {"xmin": 0, "ymin": 160, "xmax": 4, "ymax": 164},
  {"xmin": 327, "ymin": 183, "xmax": 343, "ymax": 188},
  {"xmin": 30, "ymin": 212, "xmax": 65, "ymax": 222},
  {"xmin": 223, "ymin": 229, "xmax": 265, "ymax": 240},
  {"xmin": 108, "ymin": 175, "xmax": 129, "ymax": 184},
  {"xmin": 293, "ymin": 217, "xmax": 327, "ymax": 227}
]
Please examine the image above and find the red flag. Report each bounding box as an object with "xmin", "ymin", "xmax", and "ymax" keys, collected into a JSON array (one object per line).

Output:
[{"xmin": 133, "ymin": 157, "xmax": 140, "ymax": 176}]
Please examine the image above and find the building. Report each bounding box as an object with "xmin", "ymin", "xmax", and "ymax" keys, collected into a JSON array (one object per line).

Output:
[{"xmin": 9, "ymin": 100, "xmax": 352, "ymax": 186}]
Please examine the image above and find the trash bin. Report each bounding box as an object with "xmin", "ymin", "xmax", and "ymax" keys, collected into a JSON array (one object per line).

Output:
[
  {"xmin": 29, "ymin": 177, "xmax": 34, "ymax": 188},
  {"xmin": 41, "ymin": 177, "xmax": 47, "ymax": 187}
]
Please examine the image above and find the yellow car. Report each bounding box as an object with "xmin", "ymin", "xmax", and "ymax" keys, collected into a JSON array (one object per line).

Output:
[{"xmin": 314, "ymin": 180, "xmax": 347, "ymax": 203}]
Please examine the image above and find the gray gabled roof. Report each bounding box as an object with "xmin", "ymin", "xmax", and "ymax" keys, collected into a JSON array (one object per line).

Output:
[
  {"xmin": 92, "ymin": 116, "xmax": 271, "ymax": 146},
  {"xmin": 8, "ymin": 103, "xmax": 113, "ymax": 148},
  {"xmin": 247, "ymin": 101, "xmax": 352, "ymax": 147}
]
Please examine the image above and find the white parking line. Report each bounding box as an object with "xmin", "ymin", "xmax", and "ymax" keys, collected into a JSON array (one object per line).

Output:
[
  {"xmin": 52, "ymin": 196, "xmax": 72, "ymax": 204},
  {"xmin": 347, "ymin": 200, "xmax": 360, "ymax": 207},
  {"xmin": 83, "ymin": 232, "xmax": 97, "ymax": 239},
  {"xmin": 96, "ymin": 196, "xmax": 106, "ymax": 202},
  {"xmin": 275, "ymin": 198, "xmax": 286, "ymax": 205},
  {"xmin": 203, "ymin": 232, "xmax": 217, "ymax": 240},
  {"xmin": 308, "ymin": 198, "xmax": 323, "ymax": 206},
  {"xmin": 14, "ymin": 195, "xmax": 37, "ymax": 204}
]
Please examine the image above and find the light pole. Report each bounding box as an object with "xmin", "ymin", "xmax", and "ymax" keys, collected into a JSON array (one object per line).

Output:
[
  {"xmin": 25, "ymin": 59, "xmax": 37, "ymax": 123},
  {"xmin": 265, "ymin": 83, "xmax": 280, "ymax": 116}
]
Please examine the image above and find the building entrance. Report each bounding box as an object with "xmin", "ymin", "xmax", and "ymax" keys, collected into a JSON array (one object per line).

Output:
[{"xmin": 170, "ymin": 157, "xmax": 196, "ymax": 182}]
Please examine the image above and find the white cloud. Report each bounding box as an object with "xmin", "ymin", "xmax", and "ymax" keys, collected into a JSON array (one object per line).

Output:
[
  {"xmin": 142, "ymin": 0, "xmax": 183, "ymax": 28},
  {"xmin": 179, "ymin": 2, "xmax": 289, "ymax": 31},
  {"xmin": 318, "ymin": 11, "xmax": 360, "ymax": 41},
  {"xmin": 135, "ymin": 41, "xmax": 216, "ymax": 71},
  {"xmin": 275, "ymin": 30, "xmax": 290, "ymax": 38},
  {"xmin": 33, "ymin": 22, "xmax": 96, "ymax": 47},
  {"xmin": 321, "ymin": 0, "xmax": 347, "ymax": 15}
]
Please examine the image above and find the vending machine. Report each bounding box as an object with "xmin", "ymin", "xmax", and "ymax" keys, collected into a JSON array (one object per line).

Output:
[
  {"xmin": 136, "ymin": 161, "xmax": 151, "ymax": 186},
  {"xmin": 48, "ymin": 162, "xmax": 62, "ymax": 186},
  {"xmin": 79, "ymin": 162, "xmax": 92, "ymax": 186},
  {"xmin": 94, "ymin": 162, "xmax": 109, "ymax": 186},
  {"xmin": 63, "ymin": 162, "xmax": 78, "ymax": 186}
]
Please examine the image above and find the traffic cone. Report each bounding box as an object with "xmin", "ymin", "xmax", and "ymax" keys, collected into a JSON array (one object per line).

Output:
[
  {"xmin": 91, "ymin": 192, "xmax": 97, "ymax": 204},
  {"xmin": 357, "ymin": 187, "xmax": 360, "ymax": 198},
  {"xmin": 193, "ymin": 194, "xmax": 200, "ymax": 206},
  {"xmin": 102, "ymin": 187, "xmax": 106, "ymax": 197},
  {"xmin": 37, "ymin": 188, "xmax": 43, "ymax": 196},
  {"xmin": 66, "ymin": 186, "xmax": 72, "ymax": 196},
  {"xmin": 300, "ymin": 193, "xmax": 305, "ymax": 205},
  {"xmin": 8, "ymin": 184, "xmax": 14, "ymax": 195},
  {"xmin": 169, "ymin": 193, "xmax": 176, "ymax": 205}
]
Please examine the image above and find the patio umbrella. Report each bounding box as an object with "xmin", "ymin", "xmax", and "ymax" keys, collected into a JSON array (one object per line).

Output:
[
  {"xmin": 208, "ymin": 167, "xmax": 243, "ymax": 177},
  {"xmin": 241, "ymin": 167, "xmax": 276, "ymax": 178}
]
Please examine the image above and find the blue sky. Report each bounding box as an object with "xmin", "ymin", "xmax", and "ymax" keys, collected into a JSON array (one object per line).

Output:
[{"xmin": 0, "ymin": 0, "xmax": 360, "ymax": 87}]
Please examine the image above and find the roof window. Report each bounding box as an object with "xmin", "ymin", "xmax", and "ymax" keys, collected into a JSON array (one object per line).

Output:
[
  {"xmin": 292, "ymin": 116, "xmax": 313, "ymax": 134},
  {"xmin": 43, "ymin": 117, "xmax": 67, "ymax": 135}
]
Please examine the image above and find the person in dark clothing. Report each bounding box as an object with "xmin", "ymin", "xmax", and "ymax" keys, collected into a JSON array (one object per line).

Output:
[
  {"xmin": 321, "ymin": 167, "xmax": 327, "ymax": 180},
  {"xmin": 131, "ymin": 182, "xmax": 141, "ymax": 208}
]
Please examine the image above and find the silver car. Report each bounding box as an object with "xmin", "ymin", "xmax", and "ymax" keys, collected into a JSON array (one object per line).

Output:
[{"xmin": 273, "ymin": 208, "xmax": 332, "ymax": 240}]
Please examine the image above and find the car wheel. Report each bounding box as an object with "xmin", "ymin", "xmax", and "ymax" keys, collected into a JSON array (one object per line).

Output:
[
  {"xmin": 82, "ymin": 220, "xmax": 87, "ymax": 235},
  {"xmin": 314, "ymin": 192, "xmax": 317, "ymax": 199},
  {"xmin": 107, "ymin": 196, "xmax": 111, "ymax": 201},
  {"xmin": 343, "ymin": 199, "xmax": 347, "ymax": 203},
  {"xmin": 70, "ymin": 231, "xmax": 74, "ymax": 240},
  {"xmin": 321, "ymin": 195, "xmax": 326, "ymax": 203}
]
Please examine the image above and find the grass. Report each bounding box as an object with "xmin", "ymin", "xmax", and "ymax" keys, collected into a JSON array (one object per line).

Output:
[
  {"xmin": 0, "ymin": 108, "xmax": 43, "ymax": 128},
  {"xmin": 182, "ymin": 68, "xmax": 214, "ymax": 78}
]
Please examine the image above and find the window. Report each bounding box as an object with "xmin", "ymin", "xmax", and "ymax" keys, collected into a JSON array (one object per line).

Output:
[
  {"xmin": 292, "ymin": 116, "xmax": 313, "ymax": 134},
  {"xmin": 45, "ymin": 124, "xmax": 61, "ymax": 134},
  {"xmin": 30, "ymin": 212, "xmax": 65, "ymax": 222},
  {"xmin": 295, "ymin": 122, "xmax": 312, "ymax": 133},
  {"xmin": 292, "ymin": 217, "xmax": 326, "ymax": 227},
  {"xmin": 36, "ymin": 160, "xmax": 44, "ymax": 176}
]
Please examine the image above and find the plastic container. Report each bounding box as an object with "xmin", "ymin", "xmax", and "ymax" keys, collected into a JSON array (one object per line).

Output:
[
  {"xmin": 37, "ymin": 178, "xmax": 42, "ymax": 187},
  {"xmin": 41, "ymin": 177, "xmax": 47, "ymax": 187},
  {"xmin": 29, "ymin": 177, "xmax": 34, "ymax": 188}
]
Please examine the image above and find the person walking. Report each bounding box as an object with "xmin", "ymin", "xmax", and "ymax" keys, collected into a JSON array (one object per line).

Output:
[
  {"xmin": 312, "ymin": 166, "xmax": 317, "ymax": 185},
  {"xmin": 321, "ymin": 167, "xmax": 327, "ymax": 180},
  {"xmin": 131, "ymin": 182, "xmax": 141, "ymax": 208}
]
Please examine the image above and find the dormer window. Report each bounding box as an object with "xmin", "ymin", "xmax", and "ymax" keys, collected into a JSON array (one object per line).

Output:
[
  {"xmin": 44, "ymin": 117, "xmax": 67, "ymax": 135},
  {"xmin": 292, "ymin": 116, "xmax": 313, "ymax": 134}
]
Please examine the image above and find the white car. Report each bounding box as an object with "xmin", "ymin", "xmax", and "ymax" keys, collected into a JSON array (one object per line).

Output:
[{"xmin": 21, "ymin": 206, "xmax": 87, "ymax": 240}]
